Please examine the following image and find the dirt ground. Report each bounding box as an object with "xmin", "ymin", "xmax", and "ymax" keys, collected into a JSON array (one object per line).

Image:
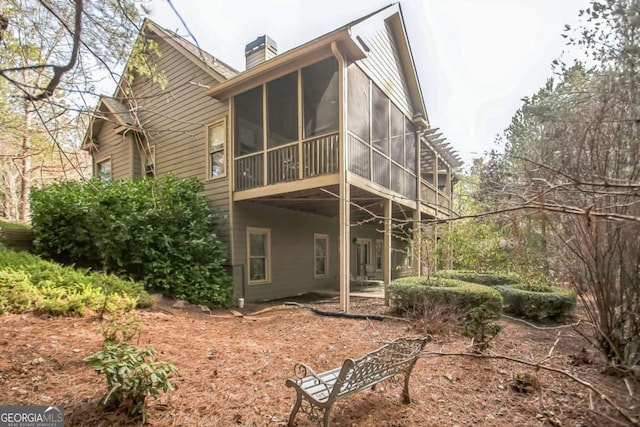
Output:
[{"xmin": 0, "ymin": 295, "xmax": 637, "ymax": 426}]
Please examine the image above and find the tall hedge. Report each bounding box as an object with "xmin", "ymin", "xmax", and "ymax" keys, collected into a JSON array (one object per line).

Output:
[{"xmin": 30, "ymin": 175, "xmax": 231, "ymax": 306}]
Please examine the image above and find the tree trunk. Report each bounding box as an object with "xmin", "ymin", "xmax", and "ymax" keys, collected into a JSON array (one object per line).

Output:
[{"xmin": 19, "ymin": 100, "xmax": 31, "ymax": 222}]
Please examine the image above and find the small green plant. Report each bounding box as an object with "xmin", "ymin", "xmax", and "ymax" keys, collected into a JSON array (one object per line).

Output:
[
  {"xmin": 84, "ymin": 316, "xmax": 178, "ymax": 420},
  {"xmin": 464, "ymin": 304, "xmax": 502, "ymax": 352},
  {"xmin": 84, "ymin": 343, "xmax": 178, "ymax": 420},
  {"xmin": 101, "ymin": 315, "xmax": 143, "ymax": 345}
]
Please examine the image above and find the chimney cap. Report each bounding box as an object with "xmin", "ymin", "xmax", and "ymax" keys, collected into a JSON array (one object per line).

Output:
[{"xmin": 245, "ymin": 35, "xmax": 278, "ymax": 54}]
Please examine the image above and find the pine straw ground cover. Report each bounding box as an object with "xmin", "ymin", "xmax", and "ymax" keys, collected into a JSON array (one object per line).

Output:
[{"xmin": 0, "ymin": 296, "xmax": 635, "ymax": 426}]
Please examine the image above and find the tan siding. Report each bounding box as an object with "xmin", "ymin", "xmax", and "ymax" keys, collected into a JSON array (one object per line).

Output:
[
  {"xmin": 232, "ymin": 202, "xmax": 339, "ymax": 301},
  {"xmin": 93, "ymin": 123, "xmax": 132, "ymax": 180},
  {"xmin": 127, "ymin": 34, "xmax": 232, "ymax": 233},
  {"xmin": 132, "ymin": 141, "xmax": 141, "ymax": 177},
  {"xmin": 352, "ymin": 19, "xmax": 415, "ymax": 117},
  {"xmin": 231, "ymin": 201, "xmax": 408, "ymax": 301}
]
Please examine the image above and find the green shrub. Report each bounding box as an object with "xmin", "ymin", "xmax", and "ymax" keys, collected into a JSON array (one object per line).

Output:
[
  {"xmin": 435, "ymin": 270, "xmax": 520, "ymax": 287},
  {"xmin": 495, "ymin": 284, "xmax": 576, "ymax": 321},
  {"xmin": 84, "ymin": 343, "xmax": 178, "ymax": 420},
  {"xmin": 0, "ymin": 249, "xmax": 144, "ymax": 316},
  {"xmin": 84, "ymin": 315, "xmax": 178, "ymax": 421},
  {"xmin": 389, "ymin": 276, "xmax": 503, "ymax": 317},
  {"xmin": 464, "ymin": 304, "xmax": 502, "ymax": 352},
  {"xmin": 31, "ymin": 175, "xmax": 232, "ymax": 306}
]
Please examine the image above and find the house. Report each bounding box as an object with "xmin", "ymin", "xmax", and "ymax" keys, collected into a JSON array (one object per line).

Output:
[{"xmin": 82, "ymin": 4, "xmax": 462, "ymax": 311}]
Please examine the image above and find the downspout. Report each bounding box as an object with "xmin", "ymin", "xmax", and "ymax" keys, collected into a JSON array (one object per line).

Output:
[{"xmin": 331, "ymin": 41, "xmax": 350, "ymax": 313}]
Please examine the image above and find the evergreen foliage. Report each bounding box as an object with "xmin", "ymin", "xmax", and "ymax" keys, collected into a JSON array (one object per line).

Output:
[
  {"xmin": 0, "ymin": 248, "xmax": 146, "ymax": 315},
  {"xmin": 30, "ymin": 175, "xmax": 232, "ymax": 306}
]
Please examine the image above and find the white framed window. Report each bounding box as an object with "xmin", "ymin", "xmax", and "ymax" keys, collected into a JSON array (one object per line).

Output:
[
  {"xmin": 375, "ymin": 239, "xmax": 383, "ymax": 272},
  {"xmin": 144, "ymin": 146, "xmax": 155, "ymax": 177},
  {"xmin": 247, "ymin": 227, "xmax": 270, "ymax": 284},
  {"xmin": 207, "ymin": 119, "xmax": 226, "ymax": 179},
  {"xmin": 314, "ymin": 234, "xmax": 329, "ymax": 278},
  {"xmin": 96, "ymin": 157, "xmax": 112, "ymax": 182}
]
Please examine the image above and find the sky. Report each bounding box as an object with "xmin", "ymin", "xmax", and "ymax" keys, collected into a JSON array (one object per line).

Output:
[{"xmin": 145, "ymin": 0, "xmax": 591, "ymax": 167}]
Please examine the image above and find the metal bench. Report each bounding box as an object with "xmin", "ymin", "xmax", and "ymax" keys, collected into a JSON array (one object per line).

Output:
[{"xmin": 285, "ymin": 336, "xmax": 431, "ymax": 427}]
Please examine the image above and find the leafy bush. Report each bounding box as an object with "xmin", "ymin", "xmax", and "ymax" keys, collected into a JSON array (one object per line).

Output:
[
  {"xmin": 495, "ymin": 284, "xmax": 576, "ymax": 321},
  {"xmin": 84, "ymin": 315, "xmax": 178, "ymax": 421},
  {"xmin": 389, "ymin": 276, "xmax": 503, "ymax": 317},
  {"xmin": 31, "ymin": 175, "xmax": 232, "ymax": 306},
  {"xmin": 0, "ymin": 249, "xmax": 145, "ymax": 316},
  {"xmin": 84, "ymin": 343, "xmax": 178, "ymax": 420},
  {"xmin": 435, "ymin": 270, "xmax": 520, "ymax": 287}
]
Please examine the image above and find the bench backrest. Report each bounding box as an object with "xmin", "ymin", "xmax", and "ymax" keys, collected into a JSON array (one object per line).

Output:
[{"xmin": 332, "ymin": 336, "xmax": 429, "ymax": 399}]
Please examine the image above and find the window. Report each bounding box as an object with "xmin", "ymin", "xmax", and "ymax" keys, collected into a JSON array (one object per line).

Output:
[
  {"xmin": 303, "ymin": 57, "xmax": 339, "ymax": 138},
  {"xmin": 348, "ymin": 64, "xmax": 370, "ymax": 143},
  {"xmin": 235, "ymin": 86, "xmax": 263, "ymax": 156},
  {"xmin": 248, "ymin": 227, "xmax": 270, "ymax": 284},
  {"xmin": 371, "ymin": 84, "xmax": 389, "ymax": 154},
  {"xmin": 144, "ymin": 146, "xmax": 156, "ymax": 177},
  {"xmin": 208, "ymin": 121, "xmax": 226, "ymax": 178},
  {"xmin": 267, "ymin": 72, "xmax": 298, "ymax": 148},
  {"xmin": 314, "ymin": 234, "xmax": 329, "ymax": 277},
  {"xmin": 96, "ymin": 158, "xmax": 112, "ymax": 182},
  {"xmin": 375, "ymin": 239, "xmax": 383, "ymax": 271}
]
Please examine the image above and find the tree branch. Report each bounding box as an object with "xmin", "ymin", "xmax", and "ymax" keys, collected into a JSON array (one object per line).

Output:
[
  {"xmin": 420, "ymin": 351, "xmax": 639, "ymax": 426},
  {"xmin": 25, "ymin": 0, "xmax": 84, "ymax": 101}
]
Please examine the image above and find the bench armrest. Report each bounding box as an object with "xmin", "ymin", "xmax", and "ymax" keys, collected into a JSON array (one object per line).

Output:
[{"xmin": 293, "ymin": 363, "xmax": 329, "ymax": 385}]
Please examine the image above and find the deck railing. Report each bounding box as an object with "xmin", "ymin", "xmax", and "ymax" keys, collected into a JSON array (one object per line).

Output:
[
  {"xmin": 234, "ymin": 132, "xmax": 339, "ymax": 191},
  {"xmin": 267, "ymin": 143, "xmax": 298, "ymax": 185},
  {"xmin": 421, "ymin": 179, "xmax": 451, "ymax": 208},
  {"xmin": 303, "ymin": 133, "xmax": 339, "ymax": 178},
  {"xmin": 235, "ymin": 153, "xmax": 263, "ymax": 191}
]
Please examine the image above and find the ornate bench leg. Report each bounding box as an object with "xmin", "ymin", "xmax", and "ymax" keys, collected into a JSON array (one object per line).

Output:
[
  {"xmin": 402, "ymin": 360, "xmax": 420, "ymax": 404},
  {"xmin": 288, "ymin": 392, "xmax": 302, "ymax": 426},
  {"xmin": 402, "ymin": 373, "xmax": 412, "ymax": 404},
  {"xmin": 323, "ymin": 405, "xmax": 332, "ymax": 427}
]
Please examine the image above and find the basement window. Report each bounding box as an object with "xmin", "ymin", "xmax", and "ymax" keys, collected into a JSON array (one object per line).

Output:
[
  {"xmin": 314, "ymin": 234, "xmax": 329, "ymax": 278},
  {"xmin": 248, "ymin": 227, "xmax": 271, "ymax": 284}
]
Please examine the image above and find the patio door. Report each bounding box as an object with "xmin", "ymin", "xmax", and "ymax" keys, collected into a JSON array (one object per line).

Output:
[{"xmin": 355, "ymin": 239, "xmax": 371, "ymax": 278}]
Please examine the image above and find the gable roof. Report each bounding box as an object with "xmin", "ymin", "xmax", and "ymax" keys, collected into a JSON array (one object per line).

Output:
[
  {"xmin": 81, "ymin": 97, "xmax": 134, "ymax": 150},
  {"xmin": 205, "ymin": 4, "xmax": 425, "ymax": 116},
  {"xmin": 204, "ymin": 5, "xmax": 400, "ymax": 100},
  {"xmin": 82, "ymin": 19, "xmax": 238, "ymax": 151},
  {"xmin": 144, "ymin": 19, "xmax": 238, "ymax": 81}
]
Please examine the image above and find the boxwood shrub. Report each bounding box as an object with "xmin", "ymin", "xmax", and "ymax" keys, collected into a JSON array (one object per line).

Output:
[
  {"xmin": 495, "ymin": 284, "xmax": 576, "ymax": 321},
  {"xmin": 434, "ymin": 270, "xmax": 520, "ymax": 287},
  {"xmin": 388, "ymin": 276, "xmax": 503, "ymax": 317}
]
